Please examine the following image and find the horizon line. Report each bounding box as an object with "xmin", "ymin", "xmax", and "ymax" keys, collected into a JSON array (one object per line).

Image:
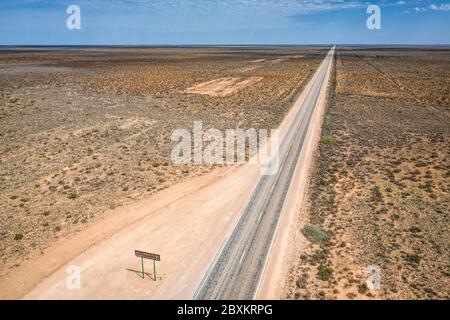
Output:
[{"xmin": 1, "ymin": 44, "xmax": 450, "ymax": 48}]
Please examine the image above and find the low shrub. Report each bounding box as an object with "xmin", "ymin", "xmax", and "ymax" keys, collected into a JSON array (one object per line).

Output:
[{"xmin": 302, "ymin": 224, "xmax": 330, "ymax": 244}]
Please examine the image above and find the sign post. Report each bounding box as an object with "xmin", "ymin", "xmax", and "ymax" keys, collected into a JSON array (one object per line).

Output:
[{"xmin": 135, "ymin": 250, "xmax": 161, "ymax": 281}]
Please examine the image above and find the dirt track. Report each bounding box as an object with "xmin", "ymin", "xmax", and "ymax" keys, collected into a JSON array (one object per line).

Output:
[
  {"xmin": 0, "ymin": 48, "xmax": 332, "ymax": 300},
  {"xmin": 2, "ymin": 165, "xmax": 257, "ymax": 299}
]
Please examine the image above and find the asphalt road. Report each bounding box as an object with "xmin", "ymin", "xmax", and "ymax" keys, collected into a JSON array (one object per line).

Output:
[{"xmin": 195, "ymin": 46, "xmax": 335, "ymax": 300}]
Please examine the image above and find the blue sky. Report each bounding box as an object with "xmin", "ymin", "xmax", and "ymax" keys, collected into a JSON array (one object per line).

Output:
[{"xmin": 0, "ymin": 0, "xmax": 449, "ymax": 45}]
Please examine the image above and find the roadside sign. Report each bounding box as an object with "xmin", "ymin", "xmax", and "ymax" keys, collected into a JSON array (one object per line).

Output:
[
  {"xmin": 135, "ymin": 250, "xmax": 161, "ymax": 261},
  {"xmin": 135, "ymin": 250, "xmax": 160, "ymax": 281}
]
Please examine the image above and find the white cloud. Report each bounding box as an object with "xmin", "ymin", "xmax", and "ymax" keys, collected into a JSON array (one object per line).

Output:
[
  {"xmin": 413, "ymin": 2, "xmax": 450, "ymax": 12},
  {"xmin": 430, "ymin": 3, "xmax": 450, "ymax": 10}
]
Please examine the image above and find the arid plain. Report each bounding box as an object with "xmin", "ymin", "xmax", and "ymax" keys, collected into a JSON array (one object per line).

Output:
[
  {"xmin": 0, "ymin": 46, "xmax": 327, "ymax": 289},
  {"xmin": 0, "ymin": 46, "xmax": 448, "ymax": 300}
]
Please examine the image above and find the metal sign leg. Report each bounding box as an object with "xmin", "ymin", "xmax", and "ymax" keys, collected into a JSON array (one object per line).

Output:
[{"xmin": 153, "ymin": 259, "xmax": 156, "ymax": 281}]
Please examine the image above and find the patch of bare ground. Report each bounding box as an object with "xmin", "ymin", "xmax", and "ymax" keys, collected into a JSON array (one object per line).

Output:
[
  {"xmin": 286, "ymin": 47, "xmax": 450, "ymax": 300},
  {"xmin": 185, "ymin": 77, "xmax": 263, "ymax": 97},
  {"xmin": 0, "ymin": 47, "xmax": 326, "ymax": 282}
]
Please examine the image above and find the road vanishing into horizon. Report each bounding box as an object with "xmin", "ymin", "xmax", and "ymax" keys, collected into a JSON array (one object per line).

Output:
[{"xmin": 195, "ymin": 46, "xmax": 335, "ymax": 300}]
